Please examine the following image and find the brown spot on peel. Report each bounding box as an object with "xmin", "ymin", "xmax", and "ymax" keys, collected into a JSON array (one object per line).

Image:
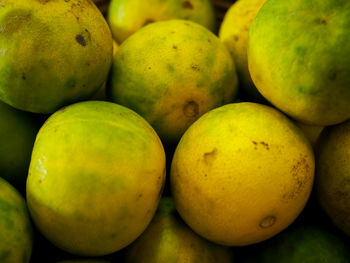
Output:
[
  {"xmin": 259, "ymin": 216, "xmax": 276, "ymax": 228},
  {"xmin": 75, "ymin": 34, "xmax": 86, "ymax": 46},
  {"xmin": 182, "ymin": 1, "xmax": 193, "ymax": 9},
  {"xmin": 183, "ymin": 100, "xmax": 199, "ymax": 117},
  {"xmin": 203, "ymin": 148, "xmax": 217, "ymax": 166}
]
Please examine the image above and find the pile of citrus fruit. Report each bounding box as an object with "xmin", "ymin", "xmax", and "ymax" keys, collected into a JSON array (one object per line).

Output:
[{"xmin": 0, "ymin": 0, "xmax": 349, "ymax": 262}]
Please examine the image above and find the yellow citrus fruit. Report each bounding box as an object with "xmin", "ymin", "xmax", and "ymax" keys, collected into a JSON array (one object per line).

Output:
[
  {"xmin": 107, "ymin": 0, "xmax": 217, "ymax": 43},
  {"xmin": 26, "ymin": 101, "xmax": 166, "ymax": 256},
  {"xmin": 248, "ymin": 0, "xmax": 350, "ymax": 125},
  {"xmin": 123, "ymin": 197, "xmax": 233, "ymax": 263},
  {"xmin": 219, "ymin": 0, "xmax": 266, "ymax": 101},
  {"xmin": 0, "ymin": 0, "xmax": 113, "ymax": 113},
  {"xmin": 0, "ymin": 177, "xmax": 33, "ymax": 263},
  {"xmin": 171, "ymin": 102, "xmax": 315, "ymax": 246},
  {"xmin": 108, "ymin": 19, "xmax": 238, "ymax": 144},
  {"xmin": 315, "ymin": 119, "xmax": 350, "ymax": 236}
]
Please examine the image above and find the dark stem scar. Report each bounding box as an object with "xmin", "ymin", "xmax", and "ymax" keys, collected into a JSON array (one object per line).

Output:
[
  {"xmin": 183, "ymin": 100, "xmax": 199, "ymax": 117},
  {"xmin": 75, "ymin": 34, "xmax": 86, "ymax": 46},
  {"xmin": 182, "ymin": 1, "xmax": 194, "ymax": 9}
]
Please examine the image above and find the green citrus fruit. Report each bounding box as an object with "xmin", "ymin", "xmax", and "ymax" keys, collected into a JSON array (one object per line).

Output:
[
  {"xmin": 108, "ymin": 19, "xmax": 238, "ymax": 144},
  {"xmin": 107, "ymin": 0, "xmax": 217, "ymax": 43},
  {"xmin": 26, "ymin": 101, "xmax": 166, "ymax": 256},
  {"xmin": 0, "ymin": 177, "xmax": 33, "ymax": 263},
  {"xmin": 171, "ymin": 102, "xmax": 314, "ymax": 246},
  {"xmin": 239, "ymin": 224, "xmax": 350, "ymax": 263},
  {"xmin": 0, "ymin": 0, "xmax": 113, "ymax": 113},
  {"xmin": 123, "ymin": 197, "xmax": 233, "ymax": 263},
  {"xmin": 0, "ymin": 101, "xmax": 40, "ymax": 190},
  {"xmin": 315, "ymin": 119, "xmax": 350, "ymax": 236},
  {"xmin": 248, "ymin": 0, "xmax": 350, "ymax": 125}
]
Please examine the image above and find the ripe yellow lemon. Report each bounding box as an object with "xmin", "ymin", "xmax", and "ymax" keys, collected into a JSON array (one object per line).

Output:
[
  {"xmin": 219, "ymin": 0, "xmax": 266, "ymax": 101},
  {"xmin": 107, "ymin": 0, "xmax": 217, "ymax": 43},
  {"xmin": 108, "ymin": 19, "xmax": 238, "ymax": 144},
  {"xmin": 171, "ymin": 102, "xmax": 315, "ymax": 246},
  {"xmin": 0, "ymin": 0, "xmax": 113, "ymax": 113},
  {"xmin": 315, "ymin": 119, "xmax": 350, "ymax": 236},
  {"xmin": 26, "ymin": 101, "xmax": 166, "ymax": 256}
]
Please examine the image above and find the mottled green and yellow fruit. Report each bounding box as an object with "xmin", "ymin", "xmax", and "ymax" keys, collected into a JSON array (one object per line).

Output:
[
  {"xmin": 171, "ymin": 102, "xmax": 314, "ymax": 246},
  {"xmin": 0, "ymin": 101, "xmax": 40, "ymax": 190},
  {"xmin": 108, "ymin": 0, "xmax": 217, "ymax": 44},
  {"xmin": 315, "ymin": 119, "xmax": 350, "ymax": 236},
  {"xmin": 239, "ymin": 224, "xmax": 350, "ymax": 263},
  {"xmin": 0, "ymin": 177, "xmax": 33, "ymax": 263},
  {"xmin": 26, "ymin": 101, "xmax": 166, "ymax": 256},
  {"xmin": 248, "ymin": 0, "xmax": 350, "ymax": 126},
  {"xmin": 124, "ymin": 197, "xmax": 233, "ymax": 263},
  {"xmin": 219, "ymin": 0, "xmax": 266, "ymax": 101},
  {"xmin": 0, "ymin": 0, "xmax": 113, "ymax": 113},
  {"xmin": 109, "ymin": 20, "xmax": 238, "ymax": 144}
]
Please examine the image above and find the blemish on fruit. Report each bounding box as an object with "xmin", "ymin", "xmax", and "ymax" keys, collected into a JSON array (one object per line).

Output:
[
  {"xmin": 252, "ymin": 140, "xmax": 258, "ymax": 149},
  {"xmin": 283, "ymin": 155, "xmax": 311, "ymax": 200},
  {"xmin": 75, "ymin": 34, "xmax": 86, "ymax": 46},
  {"xmin": 143, "ymin": 19, "xmax": 154, "ymax": 26},
  {"xmin": 182, "ymin": 1, "xmax": 193, "ymax": 9},
  {"xmin": 22, "ymin": 73, "xmax": 26, "ymax": 80},
  {"xmin": 183, "ymin": 100, "xmax": 199, "ymax": 117},
  {"xmin": 192, "ymin": 64, "xmax": 200, "ymax": 71},
  {"xmin": 173, "ymin": 45, "xmax": 178, "ymax": 50},
  {"xmin": 203, "ymin": 148, "xmax": 217, "ymax": 166},
  {"xmin": 259, "ymin": 216, "xmax": 276, "ymax": 228},
  {"xmin": 234, "ymin": 35, "xmax": 239, "ymax": 42},
  {"xmin": 260, "ymin": 141, "xmax": 269, "ymax": 150}
]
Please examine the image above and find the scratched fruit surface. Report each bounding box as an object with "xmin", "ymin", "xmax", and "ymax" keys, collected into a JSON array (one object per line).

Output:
[{"xmin": 0, "ymin": 0, "xmax": 349, "ymax": 262}]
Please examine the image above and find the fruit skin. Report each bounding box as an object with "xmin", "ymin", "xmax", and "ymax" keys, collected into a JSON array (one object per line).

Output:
[
  {"xmin": 26, "ymin": 101, "xmax": 166, "ymax": 256},
  {"xmin": 0, "ymin": 177, "xmax": 33, "ymax": 263},
  {"xmin": 0, "ymin": 0, "xmax": 113, "ymax": 113},
  {"xmin": 107, "ymin": 0, "xmax": 217, "ymax": 44},
  {"xmin": 108, "ymin": 19, "xmax": 238, "ymax": 144},
  {"xmin": 219, "ymin": 0, "xmax": 266, "ymax": 101},
  {"xmin": 248, "ymin": 0, "xmax": 350, "ymax": 126},
  {"xmin": 315, "ymin": 120, "xmax": 350, "ymax": 236},
  {"xmin": 294, "ymin": 121, "xmax": 324, "ymax": 147},
  {"xmin": 171, "ymin": 102, "xmax": 314, "ymax": 246},
  {"xmin": 0, "ymin": 101, "xmax": 40, "ymax": 190},
  {"xmin": 238, "ymin": 224, "xmax": 350, "ymax": 263},
  {"xmin": 123, "ymin": 197, "xmax": 233, "ymax": 263}
]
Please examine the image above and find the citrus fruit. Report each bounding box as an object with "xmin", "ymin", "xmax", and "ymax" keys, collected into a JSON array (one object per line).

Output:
[
  {"xmin": 0, "ymin": 0, "xmax": 113, "ymax": 113},
  {"xmin": 219, "ymin": 0, "xmax": 266, "ymax": 101},
  {"xmin": 238, "ymin": 224, "xmax": 350, "ymax": 263},
  {"xmin": 248, "ymin": 0, "xmax": 350, "ymax": 125},
  {"xmin": 315, "ymin": 119, "xmax": 350, "ymax": 236},
  {"xmin": 0, "ymin": 101, "xmax": 40, "ymax": 190},
  {"xmin": 107, "ymin": 0, "xmax": 217, "ymax": 43},
  {"xmin": 0, "ymin": 177, "xmax": 33, "ymax": 263},
  {"xmin": 26, "ymin": 101, "xmax": 166, "ymax": 256},
  {"xmin": 294, "ymin": 121, "xmax": 324, "ymax": 147},
  {"xmin": 108, "ymin": 19, "xmax": 238, "ymax": 144},
  {"xmin": 123, "ymin": 197, "xmax": 233, "ymax": 263},
  {"xmin": 171, "ymin": 102, "xmax": 314, "ymax": 246}
]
